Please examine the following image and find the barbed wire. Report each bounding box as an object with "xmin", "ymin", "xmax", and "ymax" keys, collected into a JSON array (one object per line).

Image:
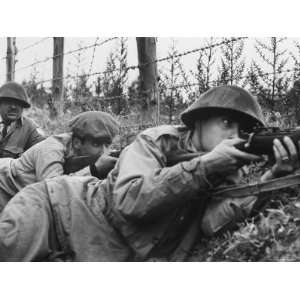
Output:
[
  {"xmin": 88, "ymin": 37, "xmax": 100, "ymax": 75},
  {"xmin": 165, "ymin": 67, "xmax": 299, "ymax": 92},
  {"xmin": 1, "ymin": 37, "xmax": 50, "ymax": 61},
  {"xmin": 24, "ymin": 69, "xmax": 299, "ymax": 111},
  {"xmin": 17, "ymin": 37, "xmax": 51, "ymax": 53},
  {"xmin": 52, "ymin": 37, "xmax": 118, "ymax": 60},
  {"xmin": 15, "ymin": 37, "xmax": 119, "ymax": 73},
  {"xmin": 32, "ymin": 37, "xmax": 248, "ymax": 86},
  {"xmin": 136, "ymin": 37, "xmax": 247, "ymax": 68},
  {"xmin": 68, "ymin": 67, "xmax": 298, "ymax": 101}
]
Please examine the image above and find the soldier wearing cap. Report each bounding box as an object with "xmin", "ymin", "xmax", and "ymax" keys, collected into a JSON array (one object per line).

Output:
[
  {"xmin": 0, "ymin": 85, "xmax": 299, "ymax": 261},
  {"xmin": 0, "ymin": 81, "xmax": 45, "ymax": 158},
  {"xmin": 0, "ymin": 110, "xmax": 119, "ymax": 211}
]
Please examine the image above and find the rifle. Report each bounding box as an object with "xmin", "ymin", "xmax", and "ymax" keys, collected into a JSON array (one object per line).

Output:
[
  {"xmin": 64, "ymin": 127, "xmax": 300, "ymax": 174},
  {"xmin": 236, "ymin": 127, "xmax": 300, "ymax": 157},
  {"xmin": 168, "ymin": 127, "xmax": 300, "ymax": 164},
  {"xmin": 64, "ymin": 149, "xmax": 121, "ymax": 174}
]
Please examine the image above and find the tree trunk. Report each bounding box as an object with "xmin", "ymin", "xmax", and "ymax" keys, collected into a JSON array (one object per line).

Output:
[
  {"xmin": 6, "ymin": 37, "xmax": 16, "ymax": 81},
  {"xmin": 136, "ymin": 37, "xmax": 159, "ymax": 125},
  {"xmin": 51, "ymin": 37, "xmax": 64, "ymax": 118}
]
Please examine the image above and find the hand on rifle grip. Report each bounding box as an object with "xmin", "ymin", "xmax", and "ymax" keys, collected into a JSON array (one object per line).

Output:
[
  {"xmin": 270, "ymin": 136, "xmax": 300, "ymax": 178},
  {"xmin": 94, "ymin": 154, "xmax": 118, "ymax": 179}
]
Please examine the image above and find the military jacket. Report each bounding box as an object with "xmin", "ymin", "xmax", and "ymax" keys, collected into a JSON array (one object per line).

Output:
[
  {"xmin": 0, "ymin": 133, "xmax": 91, "ymax": 211},
  {"xmin": 0, "ymin": 116, "xmax": 45, "ymax": 158}
]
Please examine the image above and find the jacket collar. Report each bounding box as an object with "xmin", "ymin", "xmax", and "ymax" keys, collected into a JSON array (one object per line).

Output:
[{"xmin": 0, "ymin": 115, "xmax": 23, "ymax": 127}]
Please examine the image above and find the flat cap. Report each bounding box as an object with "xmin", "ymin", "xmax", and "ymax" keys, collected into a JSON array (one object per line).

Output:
[{"xmin": 69, "ymin": 111, "xmax": 119, "ymax": 143}]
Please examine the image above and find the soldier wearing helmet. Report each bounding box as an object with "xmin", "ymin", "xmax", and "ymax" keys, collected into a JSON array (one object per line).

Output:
[
  {"xmin": 0, "ymin": 81, "xmax": 45, "ymax": 158},
  {"xmin": 0, "ymin": 111, "xmax": 119, "ymax": 211},
  {"xmin": 0, "ymin": 86, "xmax": 299, "ymax": 262}
]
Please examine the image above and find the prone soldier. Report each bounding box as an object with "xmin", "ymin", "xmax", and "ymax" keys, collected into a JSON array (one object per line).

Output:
[
  {"xmin": 0, "ymin": 110, "xmax": 119, "ymax": 211},
  {"xmin": 0, "ymin": 85, "xmax": 299, "ymax": 261}
]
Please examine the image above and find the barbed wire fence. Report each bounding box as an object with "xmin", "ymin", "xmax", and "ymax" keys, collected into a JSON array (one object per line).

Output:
[{"xmin": 2, "ymin": 37, "xmax": 300, "ymax": 139}]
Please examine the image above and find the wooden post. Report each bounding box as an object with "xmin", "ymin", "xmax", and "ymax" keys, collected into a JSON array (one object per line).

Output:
[
  {"xmin": 6, "ymin": 37, "xmax": 17, "ymax": 81},
  {"xmin": 136, "ymin": 37, "xmax": 159, "ymax": 125},
  {"xmin": 51, "ymin": 37, "xmax": 64, "ymax": 118}
]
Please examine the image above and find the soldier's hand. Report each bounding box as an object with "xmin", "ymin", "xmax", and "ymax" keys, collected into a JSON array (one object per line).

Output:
[
  {"xmin": 94, "ymin": 154, "xmax": 118, "ymax": 179},
  {"xmin": 201, "ymin": 137, "xmax": 262, "ymax": 176},
  {"xmin": 268, "ymin": 136, "xmax": 300, "ymax": 178}
]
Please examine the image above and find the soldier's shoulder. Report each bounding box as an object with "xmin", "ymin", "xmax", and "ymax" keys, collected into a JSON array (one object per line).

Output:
[
  {"xmin": 22, "ymin": 116, "xmax": 47, "ymax": 136},
  {"xmin": 21, "ymin": 116, "xmax": 38, "ymax": 128},
  {"xmin": 37, "ymin": 133, "xmax": 71, "ymax": 148},
  {"xmin": 141, "ymin": 125, "xmax": 188, "ymax": 141}
]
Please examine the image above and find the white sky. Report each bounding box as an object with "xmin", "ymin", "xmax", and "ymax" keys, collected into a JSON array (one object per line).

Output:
[{"xmin": 0, "ymin": 37, "xmax": 299, "ymax": 92}]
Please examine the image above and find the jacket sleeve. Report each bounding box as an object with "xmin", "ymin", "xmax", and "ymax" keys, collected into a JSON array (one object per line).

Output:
[
  {"xmin": 200, "ymin": 195, "xmax": 258, "ymax": 236},
  {"xmin": 25, "ymin": 126, "xmax": 46, "ymax": 150},
  {"xmin": 112, "ymin": 133, "xmax": 211, "ymax": 222},
  {"xmin": 36, "ymin": 151, "xmax": 95, "ymax": 179},
  {"xmin": 71, "ymin": 166, "xmax": 92, "ymax": 176},
  {"xmin": 33, "ymin": 144, "xmax": 65, "ymax": 181}
]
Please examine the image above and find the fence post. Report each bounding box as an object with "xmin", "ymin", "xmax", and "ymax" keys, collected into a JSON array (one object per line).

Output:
[
  {"xmin": 6, "ymin": 37, "xmax": 17, "ymax": 81},
  {"xmin": 51, "ymin": 37, "xmax": 64, "ymax": 118},
  {"xmin": 136, "ymin": 37, "xmax": 159, "ymax": 125}
]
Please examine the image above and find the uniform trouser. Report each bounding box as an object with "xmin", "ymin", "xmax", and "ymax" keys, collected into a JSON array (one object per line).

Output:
[
  {"xmin": 0, "ymin": 181, "xmax": 56, "ymax": 261},
  {"xmin": 0, "ymin": 187, "xmax": 16, "ymax": 213},
  {"xmin": 0, "ymin": 179, "xmax": 131, "ymax": 262}
]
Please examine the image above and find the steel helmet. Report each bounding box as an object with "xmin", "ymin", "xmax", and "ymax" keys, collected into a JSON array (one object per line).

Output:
[
  {"xmin": 0, "ymin": 81, "xmax": 30, "ymax": 108},
  {"xmin": 181, "ymin": 85, "xmax": 265, "ymax": 131}
]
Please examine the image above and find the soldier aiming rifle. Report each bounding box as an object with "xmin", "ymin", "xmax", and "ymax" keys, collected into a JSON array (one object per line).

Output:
[{"xmin": 0, "ymin": 85, "xmax": 299, "ymax": 261}]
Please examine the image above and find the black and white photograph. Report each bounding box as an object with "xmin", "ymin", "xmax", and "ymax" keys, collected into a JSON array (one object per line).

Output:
[
  {"xmin": 1, "ymin": 36, "xmax": 300, "ymax": 263},
  {"xmin": 1, "ymin": 1, "xmax": 300, "ymax": 299}
]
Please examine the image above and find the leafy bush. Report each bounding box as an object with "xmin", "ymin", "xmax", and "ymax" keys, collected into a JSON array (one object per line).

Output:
[{"xmin": 189, "ymin": 187, "xmax": 300, "ymax": 261}]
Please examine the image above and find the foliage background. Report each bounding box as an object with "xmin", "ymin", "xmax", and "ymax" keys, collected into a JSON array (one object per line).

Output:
[{"xmin": 21, "ymin": 37, "xmax": 300, "ymax": 261}]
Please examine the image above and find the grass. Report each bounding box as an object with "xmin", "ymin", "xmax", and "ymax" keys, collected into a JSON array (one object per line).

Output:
[{"xmin": 25, "ymin": 105, "xmax": 300, "ymax": 261}]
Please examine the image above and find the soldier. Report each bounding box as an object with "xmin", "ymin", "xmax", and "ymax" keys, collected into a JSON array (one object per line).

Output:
[
  {"xmin": 0, "ymin": 81, "xmax": 45, "ymax": 158},
  {"xmin": 0, "ymin": 110, "xmax": 119, "ymax": 211},
  {"xmin": 0, "ymin": 85, "xmax": 298, "ymax": 261}
]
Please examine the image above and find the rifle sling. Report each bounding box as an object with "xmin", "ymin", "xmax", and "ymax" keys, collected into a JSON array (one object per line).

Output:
[{"xmin": 211, "ymin": 173, "xmax": 300, "ymax": 198}]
